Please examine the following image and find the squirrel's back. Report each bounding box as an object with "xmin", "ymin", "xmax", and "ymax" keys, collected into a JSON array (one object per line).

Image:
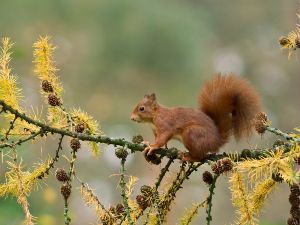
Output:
[{"xmin": 199, "ymin": 74, "xmax": 261, "ymax": 145}]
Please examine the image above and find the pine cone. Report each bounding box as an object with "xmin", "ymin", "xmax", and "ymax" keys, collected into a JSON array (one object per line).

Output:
[
  {"xmin": 221, "ymin": 157, "xmax": 233, "ymax": 172},
  {"xmin": 211, "ymin": 160, "xmax": 223, "ymax": 175},
  {"xmin": 41, "ymin": 80, "xmax": 54, "ymax": 92},
  {"xmin": 61, "ymin": 183, "xmax": 71, "ymax": 200},
  {"xmin": 75, "ymin": 122, "xmax": 85, "ymax": 133},
  {"xmin": 70, "ymin": 138, "xmax": 81, "ymax": 151},
  {"xmin": 254, "ymin": 112, "xmax": 268, "ymax": 134},
  {"xmin": 132, "ymin": 135, "xmax": 144, "ymax": 144},
  {"xmin": 48, "ymin": 93, "xmax": 61, "ymax": 106},
  {"xmin": 148, "ymin": 154, "xmax": 161, "ymax": 165},
  {"xmin": 55, "ymin": 168, "xmax": 69, "ymax": 182},
  {"xmin": 202, "ymin": 171, "xmax": 213, "ymax": 185},
  {"xmin": 115, "ymin": 147, "xmax": 128, "ymax": 159}
]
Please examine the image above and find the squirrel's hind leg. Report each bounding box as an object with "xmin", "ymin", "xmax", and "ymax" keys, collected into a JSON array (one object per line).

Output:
[{"xmin": 181, "ymin": 125, "xmax": 221, "ymax": 161}]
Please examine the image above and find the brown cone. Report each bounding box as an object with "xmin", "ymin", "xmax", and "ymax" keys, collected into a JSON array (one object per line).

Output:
[
  {"xmin": 61, "ymin": 183, "xmax": 71, "ymax": 200},
  {"xmin": 48, "ymin": 94, "xmax": 61, "ymax": 106},
  {"xmin": 202, "ymin": 171, "xmax": 213, "ymax": 185},
  {"xmin": 42, "ymin": 80, "xmax": 54, "ymax": 92},
  {"xmin": 75, "ymin": 122, "xmax": 85, "ymax": 133},
  {"xmin": 55, "ymin": 168, "xmax": 69, "ymax": 182},
  {"xmin": 70, "ymin": 138, "xmax": 81, "ymax": 151}
]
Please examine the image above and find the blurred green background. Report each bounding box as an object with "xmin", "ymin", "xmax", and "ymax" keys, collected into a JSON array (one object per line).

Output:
[{"xmin": 0, "ymin": 0, "xmax": 299, "ymax": 224}]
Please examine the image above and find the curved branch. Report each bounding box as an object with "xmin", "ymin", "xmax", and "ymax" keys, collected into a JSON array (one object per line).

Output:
[{"xmin": 0, "ymin": 99, "xmax": 298, "ymax": 163}]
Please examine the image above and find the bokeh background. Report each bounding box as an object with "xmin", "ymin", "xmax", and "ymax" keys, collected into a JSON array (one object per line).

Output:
[{"xmin": 0, "ymin": 0, "xmax": 300, "ymax": 224}]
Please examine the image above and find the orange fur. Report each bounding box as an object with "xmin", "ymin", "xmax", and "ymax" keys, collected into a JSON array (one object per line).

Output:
[
  {"xmin": 199, "ymin": 74, "xmax": 261, "ymax": 143},
  {"xmin": 131, "ymin": 74, "xmax": 261, "ymax": 162}
]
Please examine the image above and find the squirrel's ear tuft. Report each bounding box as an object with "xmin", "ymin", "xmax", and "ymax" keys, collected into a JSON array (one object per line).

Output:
[
  {"xmin": 150, "ymin": 93, "xmax": 156, "ymax": 101},
  {"xmin": 144, "ymin": 94, "xmax": 150, "ymax": 98}
]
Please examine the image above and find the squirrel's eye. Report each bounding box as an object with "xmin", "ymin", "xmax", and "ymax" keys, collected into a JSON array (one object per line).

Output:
[{"xmin": 139, "ymin": 106, "xmax": 145, "ymax": 112}]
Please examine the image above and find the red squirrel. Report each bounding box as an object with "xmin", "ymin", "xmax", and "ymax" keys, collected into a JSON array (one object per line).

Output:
[{"xmin": 130, "ymin": 74, "xmax": 261, "ymax": 162}]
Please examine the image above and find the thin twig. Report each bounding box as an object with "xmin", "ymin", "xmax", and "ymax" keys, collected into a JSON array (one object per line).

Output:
[
  {"xmin": 60, "ymin": 106, "xmax": 76, "ymax": 131},
  {"xmin": 68, "ymin": 148, "xmax": 77, "ymax": 179},
  {"xmin": 181, "ymin": 200, "xmax": 207, "ymax": 225},
  {"xmin": 0, "ymin": 129, "xmax": 44, "ymax": 149},
  {"xmin": 144, "ymin": 158, "xmax": 174, "ymax": 225},
  {"xmin": 62, "ymin": 139, "xmax": 78, "ymax": 225},
  {"xmin": 155, "ymin": 158, "xmax": 174, "ymax": 190},
  {"xmin": 45, "ymin": 135, "xmax": 64, "ymax": 177},
  {"xmin": 74, "ymin": 175, "xmax": 113, "ymax": 218},
  {"xmin": 206, "ymin": 175, "xmax": 219, "ymax": 225},
  {"xmin": 64, "ymin": 198, "xmax": 71, "ymax": 225},
  {"xmin": 158, "ymin": 162, "xmax": 202, "ymax": 222},
  {"xmin": 5, "ymin": 115, "xmax": 18, "ymax": 139},
  {"xmin": 119, "ymin": 157, "xmax": 134, "ymax": 225}
]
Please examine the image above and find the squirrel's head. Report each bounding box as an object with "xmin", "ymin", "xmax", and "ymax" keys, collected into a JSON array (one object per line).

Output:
[{"xmin": 131, "ymin": 93, "xmax": 158, "ymax": 123}]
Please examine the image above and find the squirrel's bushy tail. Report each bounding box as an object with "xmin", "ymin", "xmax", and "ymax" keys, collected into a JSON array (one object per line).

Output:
[{"xmin": 199, "ymin": 74, "xmax": 261, "ymax": 144}]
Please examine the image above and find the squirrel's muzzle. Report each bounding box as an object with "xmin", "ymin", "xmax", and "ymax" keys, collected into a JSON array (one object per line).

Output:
[{"xmin": 131, "ymin": 115, "xmax": 141, "ymax": 122}]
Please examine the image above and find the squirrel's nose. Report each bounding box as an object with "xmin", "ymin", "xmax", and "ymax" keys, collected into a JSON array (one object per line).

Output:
[{"xmin": 130, "ymin": 116, "xmax": 135, "ymax": 121}]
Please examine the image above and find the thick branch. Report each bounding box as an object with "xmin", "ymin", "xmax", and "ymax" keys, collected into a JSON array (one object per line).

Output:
[
  {"xmin": 0, "ymin": 100, "xmax": 146, "ymax": 151},
  {"xmin": 0, "ymin": 100, "xmax": 298, "ymax": 163}
]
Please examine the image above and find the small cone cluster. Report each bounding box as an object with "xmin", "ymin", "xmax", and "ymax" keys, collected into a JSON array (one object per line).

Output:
[
  {"xmin": 254, "ymin": 112, "xmax": 268, "ymax": 134},
  {"xmin": 211, "ymin": 157, "xmax": 233, "ymax": 175},
  {"xmin": 55, "ymin": 168, "xmax": 72, "ymax": 201},
  {"xmin": 202, "ymin": 171, "xmax": 213, "ymax": 185}
]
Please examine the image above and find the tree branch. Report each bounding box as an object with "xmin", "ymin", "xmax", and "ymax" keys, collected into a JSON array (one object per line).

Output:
[
  {"xmin": 0, "ymin": 99, "xmax": 298, "ymax": 164},
  {"xmin": 0, "ymin": 129, "xmax": 44, "ymax": 149},
  {"xmin": 206, "ymin": 175, "xmax": 219, "ymax": 225}
]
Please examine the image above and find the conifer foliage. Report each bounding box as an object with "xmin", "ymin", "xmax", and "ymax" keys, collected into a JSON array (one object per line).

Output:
[{"xmin": 0, "ymin": 9, "xmax": 300, "ymax": 225}]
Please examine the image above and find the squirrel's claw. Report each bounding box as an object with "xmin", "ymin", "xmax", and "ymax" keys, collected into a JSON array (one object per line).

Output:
[
  {"xmin": 143, "ymin": 147, "xmax": 150, "ymax": 159},
  {"xmin": 143, "ymin": 145, "xmax": 160, "ymax": 164},
  {"xmin": 145, "ymin": 146, "xmax": 158, "ymax": 156}
]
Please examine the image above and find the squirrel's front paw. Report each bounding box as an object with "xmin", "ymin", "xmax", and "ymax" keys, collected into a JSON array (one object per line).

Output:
[
  {"xmin": 146, "ymin": 146, "xmax": 154, "ymax": 155},
  {"xmin": 143, "ymin": 146, "xmax": 153, "ymax": 160},
  {"xmin": 143, "ymin": 145, "xmax": 161, "ymax": 164},
  {"xmin": 143, "ymin": 145, "xmax": 157, "ymax": 156}
]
